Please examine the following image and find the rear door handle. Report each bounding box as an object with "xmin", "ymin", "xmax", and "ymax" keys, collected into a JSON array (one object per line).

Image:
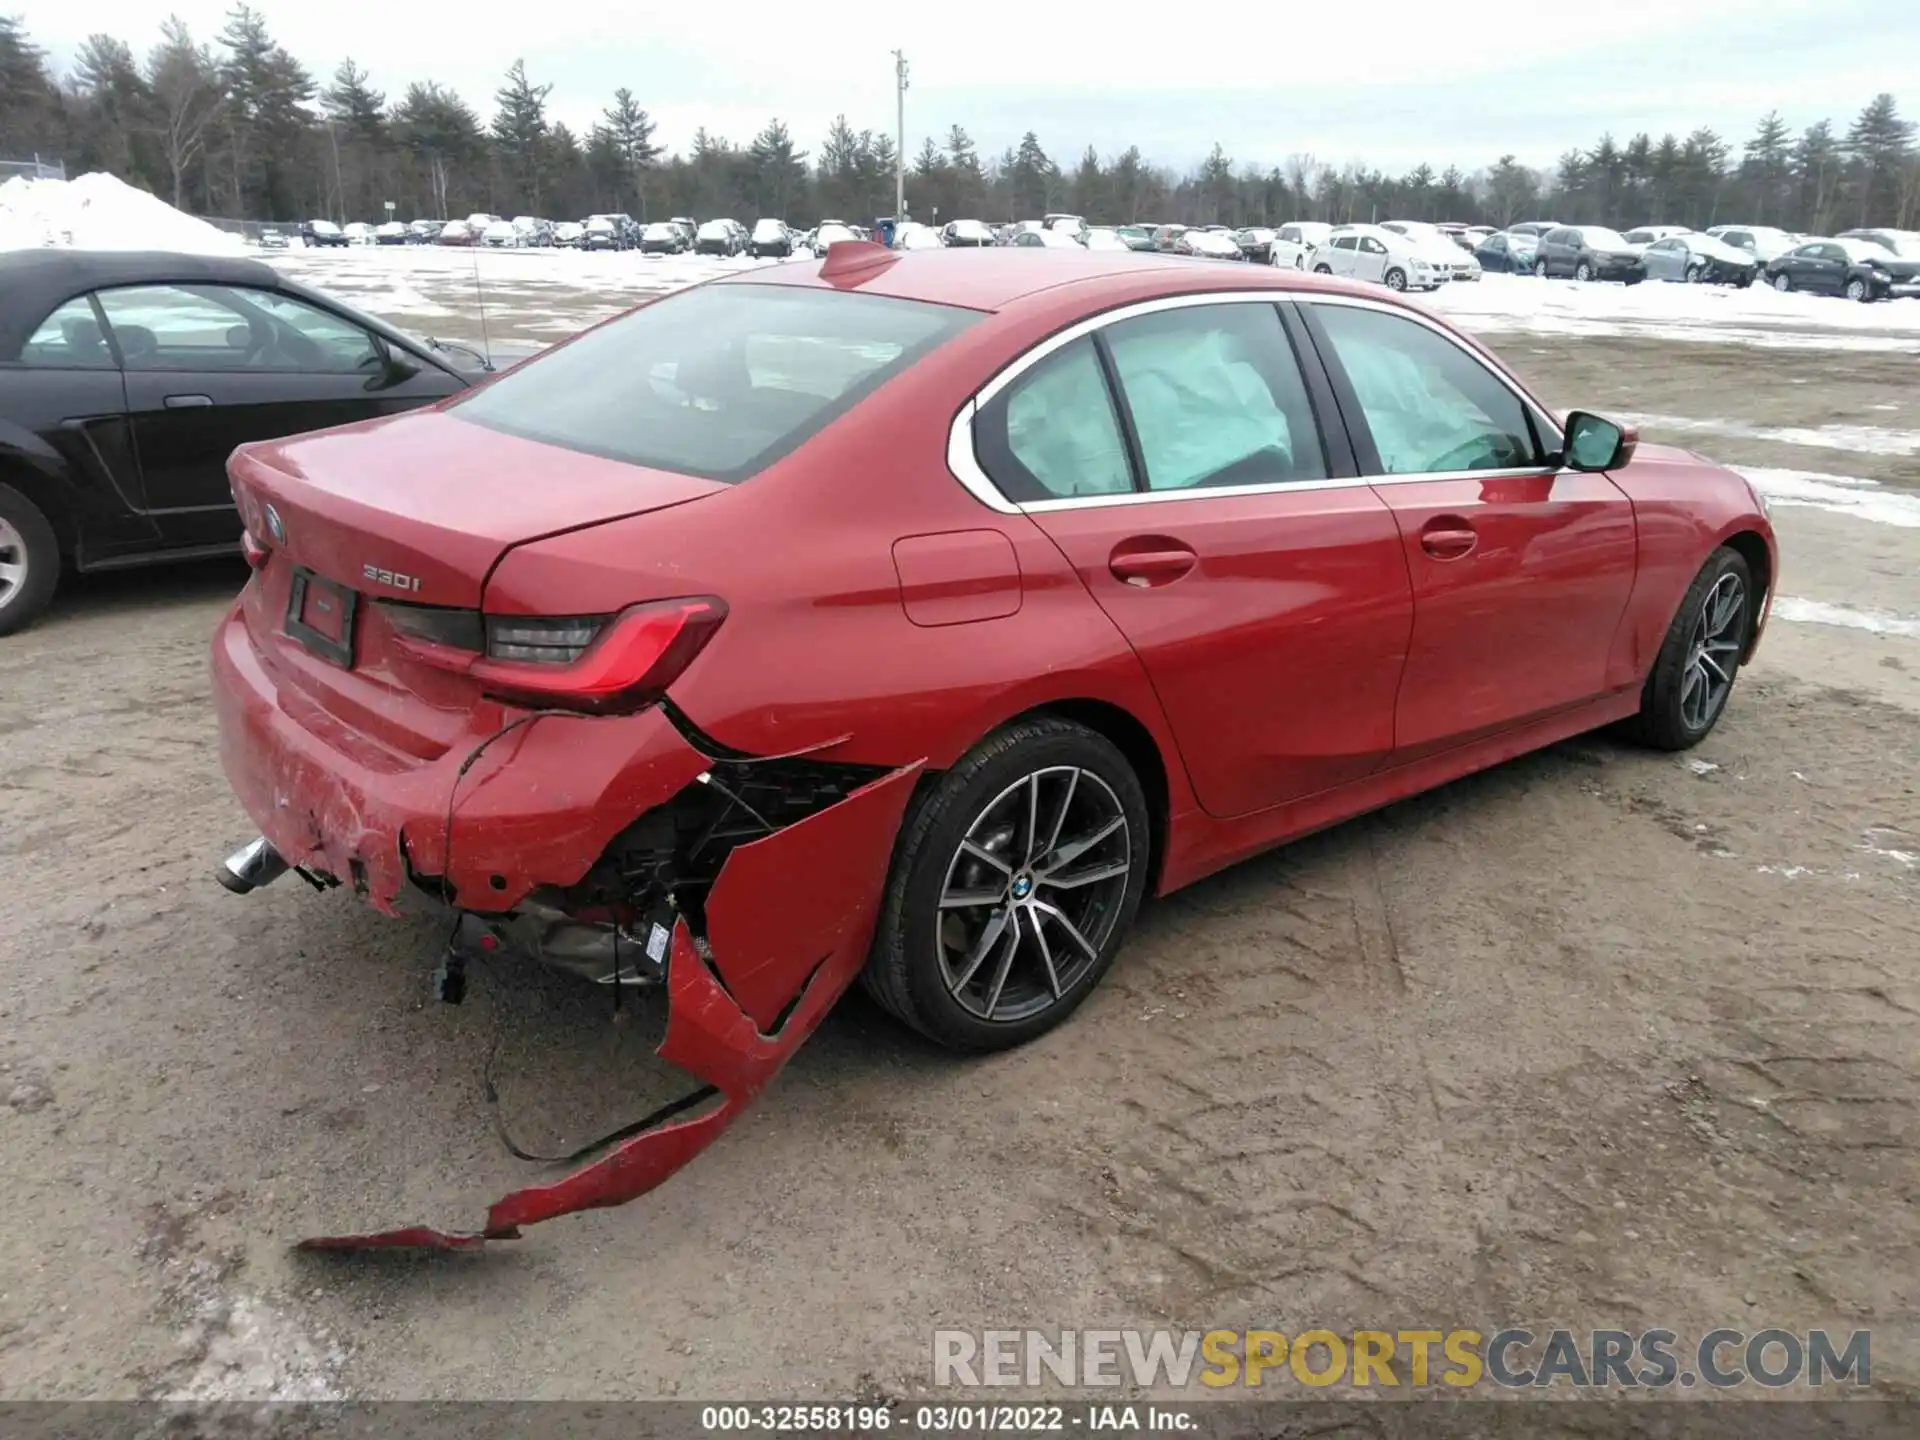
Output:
[
  {"xmin": 163, "ymin": 393, "xmax": 214, "ymax": 408},
  {"xmin": 1109, "ymin": 543, "xmax": 1197, "ymax": 587},
  {"xmin": 1419, "ymin": 518, "xmax": 1478, "ymax": 560}
]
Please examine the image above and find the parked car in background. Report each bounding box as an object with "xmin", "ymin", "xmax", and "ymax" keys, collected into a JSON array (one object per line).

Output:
[
  {"xmin": 436, "ymin": 219, "xmax": 476, "ymax": 247},
  {"xmin": 511, "ymin": 216, "xmax": 551, "ymax": 247},
  {"xmin": 342, "ymin": 223, "xmax": 377, "ymax": 246},
  {"xmin": 1113, "ymin": 225, "xmax": 1157, "ymax": 252},
  {"xmin": 1313, "ymin": 225, "xmax": 1442, "ymax": 291},
  {"xmin": 812, "ymin": 222, "xmax": 857, "ymax": 255},
  {"xmin": 1043, "ymin": 213, "xmax": 1088, "ymax": 239},
  {"xmin": 1533, "ymin": 225, "xmax": 1646, "ymax": 283},
  {"xmin": 639, "ymin": 221, "xmax": 686, "ymax": 254},
  {"xmin": 1013, "ymin": 227, "xmax": 1082, "ymax": 249},
  {"xmin": 1149, "ymin": 224, "xmax": 1188, "ymax": 252},
  {"xmin": 696, "ymin": 219, "xmax": 744, "ymax": 256},
  {"xmin": 408, "ymin": 219, "xmax": 442, "ymax": 243},
  {"xmin": 1705, "ymin": 225, "xmax": 1799, "ymax": 263},
  {"xmin": 942, "ymin": 219, "xmax": 995, "ymax": 248},
  {"xmin": 1381, "ymin": 221, "xmax": 1482, "ymax": 281},
  {"xmin": 482, "ymin": 220, "xmax": 521, "ymax": 248},
  {"xmin": 1083, "ymin": 227, "xmax": 1132, "ymax": 252},
  {"xmin": 893, "ymin": 222, "xmax": 944, "ymax": 251},
  {"xmin": 464, "ymin": 213, "xmax": 502, "ymax": 233},
  {"xmin": 1474, "ymin": 231, "xmax": 1529, "ymax": 273},
  {"xmin": 0, "ymin": 248, "xmax": 483, "ymax": 633},
  {"xmin": 1507, "ymin": 221, "xmax": 1562, "ymax": 239},
  {"xmin": 1837, "ymin": 228, "xmax": 1920, "ymax": 258},
  {"xmin": 1177, "ymin": 229, "xmax": 1245, "ymax": 260},
  {"xmin": 1462, "ymin": 226, "xmax": 1496, "ymax": 249},
  {"xmin": 1235, "ymin": 228, "xmax": 1279, "ymax": 264},
  {"xmin": 1271, "ymin": 222, "xmax": 1332, "ymax": 269},
  {"xmin": 1764, "ymin": 237, "xmax": 1920, "ymax": 301},
  {"xmin": 669, "ymin": 217, "xmax": 698, "ymax": 248},
  {"xmin": 1623, "ymin": 225, "xmax": 1691, "ymax": 245},
  {"xmin": 584, "ymin": 216, "xmax": 624, "ymax": 251},
  {"xmin": 258, "ymin": 227, "xmax": 289, "ymax": 250},
  {"xmin": 301, "ymin": 220, "xmax": 347, "ymax": 248},
  {"xmin": 750, "ymin": 219, "xmax": 794, "ymax": 258},
  {"xmin": 1640, "ymin": 232, "xmax": 1759, "ymax": 286},
  {"xmin": 372, "ymin": 221, "xmax": 407, "ymax": 245},
  {"xmin": 553, "ymin": 221, "xmax": 586, "ymax": 249}
]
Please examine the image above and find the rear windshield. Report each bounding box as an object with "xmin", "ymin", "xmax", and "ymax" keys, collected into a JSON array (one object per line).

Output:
[{"xmin": 453, "ymin": 283, "xmax": 977, "ymax": 482}]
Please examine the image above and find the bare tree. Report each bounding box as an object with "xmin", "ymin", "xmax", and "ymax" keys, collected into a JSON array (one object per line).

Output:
[{"xmin": 146, "ymin": 17, "xmax": 222, "ymax": 209}]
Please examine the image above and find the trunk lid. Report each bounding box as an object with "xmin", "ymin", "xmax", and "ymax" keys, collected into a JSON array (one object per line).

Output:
[{"xmin": 231, "ymin": 408, "xmax": 726, "ymax": 609}]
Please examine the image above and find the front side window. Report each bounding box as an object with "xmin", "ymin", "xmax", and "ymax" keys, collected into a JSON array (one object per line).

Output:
[
  {"xmin": 1312, "ymin": 304, "xmax": 1539, "ymax": 476},
  {"xmin": 18, "ymin": 296, "xmax": 114, "ymax": 368},
  {"xmin": 1332, "ymin": 235, "xmax": 1358, "ymax": 251},
  {"xmin": 976, "ymin": 337, "xmax": 1131, "ymax": 503},
  {"xmin": 457, "ymin": 284, "xmax": 975, "ymax": 483},
  {"xmin": 94, "ymin": 284, "xmax": 381, "ymax": 373},
  {"xmin": 1104, "ymin": 303, "xmax": 1328, "ymax": 492}
]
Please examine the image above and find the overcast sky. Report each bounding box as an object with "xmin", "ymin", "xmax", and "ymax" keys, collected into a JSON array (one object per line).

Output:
[{"xmin": 27, "ymin": 0, "xmax": 1918, "ymax": 174}]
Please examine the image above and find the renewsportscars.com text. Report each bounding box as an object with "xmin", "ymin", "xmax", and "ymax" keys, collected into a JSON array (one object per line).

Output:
[{"xmin": 932, "ymin": 1328, "xmax": 1871, "ymax": 1390}]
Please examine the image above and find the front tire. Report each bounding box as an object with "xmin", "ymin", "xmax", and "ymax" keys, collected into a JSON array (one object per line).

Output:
[
  {"xmin": 1384, "ymin": 267, "xmax": 1407, "ymax": 291},
  {"xmin": 1846, "ymin": 277, "xmax": 1870, "ymax": 302},
  {"xmin": 862, "ymin": 717, "xmax": 1151, "ymax": 1052},
  {"xmin": 0, "ymin": 483, "xmax": 61, "ymax": 637},
  {"xmin": 1313, "ymin": 263, "xmax": 1333, "ymax": 275},
  {"xmin": 1685, "ymin": 264, "xmax": 1704, "ymax": 283},
  {"xmin": 1622, "ymin": 548, "xmax": 1754, "ymax": 751},
  {"xmin": 1574, "ymin": 260, "xmax": 1594, "ymax": 282}
]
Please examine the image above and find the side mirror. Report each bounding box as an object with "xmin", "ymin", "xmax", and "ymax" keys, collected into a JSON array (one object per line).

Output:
[{"xmin": 1563, "ymin": 410, "xmax": 1638, "ymax": 471}]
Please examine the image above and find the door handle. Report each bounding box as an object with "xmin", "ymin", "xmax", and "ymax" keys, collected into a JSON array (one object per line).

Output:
[
  {"xmin": 1419, "ymin": 519, "xmax": 1478, "ymax": 560},
  {"xmin": 1109, "ymin": 543, "xmax": 1197, "ymax": 587},
  {"xmin": 163, "ymin": 393, "xmax": 214, "ymax": 408}
]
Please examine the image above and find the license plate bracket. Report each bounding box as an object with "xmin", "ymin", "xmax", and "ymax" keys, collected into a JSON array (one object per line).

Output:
[{"xmin": 286, "ymin": 567, "xmax": 357, "ymax": 667}]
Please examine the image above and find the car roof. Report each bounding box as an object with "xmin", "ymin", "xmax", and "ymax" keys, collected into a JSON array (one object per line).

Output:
[
  {"xmin": 718, "ymin": 245, "xmax": 1399, "ymax": 315},
  {"xmin": 0, "ymin": 249, "xmax": 285, "ymax": 355}
]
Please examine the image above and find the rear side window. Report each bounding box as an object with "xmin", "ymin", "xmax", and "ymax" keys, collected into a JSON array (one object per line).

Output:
[
  {"xmin": 976, "ymin": 337, "xmax": 1132, "ymax": 502},
  {"xmin": 1103, "ymin": 303, "xmax": 1328, "ymax": 491},
  {"xmin": 19, "ymin": 296, "xmax": 114, "ymax": 368},
  {"xmin": 455, "ymin": 284, "xmax": 976, "ymax": 482}
]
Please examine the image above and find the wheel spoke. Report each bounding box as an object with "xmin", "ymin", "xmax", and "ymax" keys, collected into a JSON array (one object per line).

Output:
[
  {"xmin": 1023, "ymin": 773, "xmax": 1043, "ymax": 865},
  {"xmin": 1030, "ymin": 899, "xmax": 1098, "ymax": 960},
  {"xmin": 1028, "ymin": 909, "xmax": 1063, "ymax": 998},
  {"xmin": 1704, "ymin": 638, "xmax": 1743, "ymax": 655},
  {"xmin": 1699, "ymin": 652, "xmax": 1730, "ymax": 684},
  {"xmin": 1039, "ymin": 816, "xmax": 1124, "ymax": 876},
  {"xmin": 939, "ymin": 887, "xmax": 1004, "ymax": 910},
  {"xmin": 1040, "ymin": 859, "xmax": 1130, "ymax": 891},
  {"xmin": 1042, "ymin": 768, "xmax": 1079, "ymax": 862},
  {"xmin": 949, "ymin": 906, "xmax": 1011, "ymax": 993},
  {"xmin": 958, "ymin": 839, "xmax": 1011, "ymax": 875},
  {"xmin": 981, "ymin": 913, "xmax": 1021, "ymax": 1019}
]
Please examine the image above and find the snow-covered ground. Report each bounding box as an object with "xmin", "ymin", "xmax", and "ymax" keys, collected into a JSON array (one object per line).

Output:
[{"xmin": 0, "ymin": 172, "xmax": 248, "ymax": 254}]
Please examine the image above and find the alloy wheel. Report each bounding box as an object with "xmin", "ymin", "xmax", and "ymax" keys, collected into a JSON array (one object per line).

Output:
[
  {"xmin": 935, "ymin": 766, "xmax": 1132, "ymax": 1024},
  {"xmin": 1681, "ymin": 572, "xmax": 1745, "ymax": 732},
  {"xmin": 1846, "ymin": 279, "xmax": 1868, "ymax": 302},
  {"xmin": 1575, "ymin": 261, "xmax": 1593, "ymax": 282},
  {"xmin": 0, "ymin": 516, "xmax": 26, "ymax": 610},
  {"xmin": 1774, "ymin": 273, "xmax": 1792, "ymax": 292}
]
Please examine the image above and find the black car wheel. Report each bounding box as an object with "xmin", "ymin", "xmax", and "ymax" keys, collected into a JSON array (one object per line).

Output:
[
  {"xmin": 1384, "ymin": 267, "xmax": 1407, "ymax": 291},
  {"xmin": 1846, "ymin": 277, "xmax": 1871, "ymax": 302},
  {"xmin": 862, "ymin": 716, "xmax": 1150, "ymax": 1052},
  {"xmin": 1534, "ymin": 259, "xmax": 1550, "ymax": 278},
  {"xmin": 1313, "ymin": 263, "xmax": 1333, "ymax": 275},
  {"xmin": 1685, "ymin": 263, "xmax": 1705, "ymax": 283},
  {"xmin": 1773, "ymin": 272, "xmax": 1793, "ymax": 292},
  {"xmin": 1622, "ymin": 547, "xmax": 1753, "ymax": 751},
  {"xmin": 1574, "ymin": 260, "xmax": 1594, "ymax": 282},
  {"xmin": 0, "ymin": 483, "xmax": 61, "ymax": 637}
]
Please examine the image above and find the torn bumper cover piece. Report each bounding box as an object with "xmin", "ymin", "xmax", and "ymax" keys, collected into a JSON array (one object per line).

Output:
[{"xmin": 296, "ymin": 759, "xmax": 922, "ymax": 1252}]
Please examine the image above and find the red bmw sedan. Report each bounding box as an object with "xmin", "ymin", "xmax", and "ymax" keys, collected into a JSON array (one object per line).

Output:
[{"xmin": 211, "ymin": 244, "xmax": 1775, "ymax": 1247}]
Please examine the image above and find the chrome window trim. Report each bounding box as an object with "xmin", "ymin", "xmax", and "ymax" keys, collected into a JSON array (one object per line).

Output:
[{"xmin": 947, "ymin": 287, "xmax": 1566, "ymax": 517}]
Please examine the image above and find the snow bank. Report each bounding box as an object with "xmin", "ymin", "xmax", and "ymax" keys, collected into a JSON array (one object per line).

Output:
[{"xmin": 0, "ymin": 172, "xmax": 248, "ymax": 255}]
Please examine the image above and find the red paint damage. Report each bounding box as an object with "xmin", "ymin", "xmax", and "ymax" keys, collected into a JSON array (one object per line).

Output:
[{"xmin": 297, "ymin": 760, "xmax": 921, "ymax": 1252}]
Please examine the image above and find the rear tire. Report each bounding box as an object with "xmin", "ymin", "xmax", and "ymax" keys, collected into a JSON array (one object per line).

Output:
[
  {"xmin": 861, "ymin": 717, "xmax": 1150, "ymax": 1053},
  {"xmin": 1534, "ymin": 259, "xmax": 1550, "ymax": 278},
  {"xmin": 1313, "ymin": 263, "xmax": 1333, "ymax": 275},
  {"xmin": 0, "ymin": 483, "xmax": 61, "ymax": 638},
  {"xmin": 1773, "ymin": 272, "xmax": 1792, "ymax": 292},
  {"xmin": 1620, "ymin": 548, "xmax": 1754, "ymax": 751}
]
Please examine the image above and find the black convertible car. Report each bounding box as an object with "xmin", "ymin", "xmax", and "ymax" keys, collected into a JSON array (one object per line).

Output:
[{"xmin": 0, "ymin": 250, "xmax": 483, "ymax": 634}]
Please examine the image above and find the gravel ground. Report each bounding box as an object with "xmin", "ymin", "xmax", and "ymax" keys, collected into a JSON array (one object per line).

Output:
[{"xmin": 1, "ymin": 262, "xmax": 1916, "ymax": 1402}]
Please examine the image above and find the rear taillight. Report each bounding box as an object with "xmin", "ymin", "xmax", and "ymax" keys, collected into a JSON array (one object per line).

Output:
[
  {"xmin": 471, "ymin": 597, "xmax": 727, "ymax": 715},
  {"xmin": 240, "ymin": 531, "xmax": 271, "ymax": 571}
]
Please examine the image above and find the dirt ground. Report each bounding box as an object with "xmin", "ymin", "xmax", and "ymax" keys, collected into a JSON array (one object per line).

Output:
[{"xmin": 1, "ymin": 306, "xmax": 1916, "ymax": 1401}]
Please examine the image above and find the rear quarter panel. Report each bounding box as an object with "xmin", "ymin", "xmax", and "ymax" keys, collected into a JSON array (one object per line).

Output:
[{"xmin": 1602, "ymin": 443, "xmax": 1778, "ymax": 688}]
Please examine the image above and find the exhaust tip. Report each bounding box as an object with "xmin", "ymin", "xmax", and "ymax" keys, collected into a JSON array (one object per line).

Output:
[{"xmin": 219, "ymin": 837, "xmax": 289, "ymax": 895}]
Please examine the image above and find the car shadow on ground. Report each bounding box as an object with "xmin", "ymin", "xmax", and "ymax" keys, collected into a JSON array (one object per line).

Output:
[{"xmin": 49, "ymin": 555, "xmax": 250, "ymax": 628}]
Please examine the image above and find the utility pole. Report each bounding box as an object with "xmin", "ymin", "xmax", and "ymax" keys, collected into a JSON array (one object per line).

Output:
[{"xmin": 893, "ymin": 49, "xmax": 908, "ymax": 221}]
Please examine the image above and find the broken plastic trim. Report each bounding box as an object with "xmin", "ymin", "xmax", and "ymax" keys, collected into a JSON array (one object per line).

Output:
[{"xmin": 296, "ymin": 756, "xmax": 923, "ymax": 1252}]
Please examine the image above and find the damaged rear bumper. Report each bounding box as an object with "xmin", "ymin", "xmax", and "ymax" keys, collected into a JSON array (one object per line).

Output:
[
  {"xmin": 211, "ymin": 602, "xmax": 710, "ymax": 914},
  {"xmin": 297, "ymin": 759, "xmax": 922, "ymax": 1251}
]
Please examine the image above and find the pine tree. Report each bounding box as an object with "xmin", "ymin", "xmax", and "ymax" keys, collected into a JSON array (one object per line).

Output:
[
  {"xmin": 601, "ymin": 87, "xmax": 658, "ymax": 215},
  {"xmin": 1739, "ymin": 111, "xmax": 1791, "ymax": 224},
  {"xmin": 0, "ymin": 16, "xmax": 57, "ymax": 156},
  {"xmin": 1008, "ymin": 131, "xmax": 1055, "ymax": 217},
  {"xmin": 322, "ymin": 59, "xmax": 384, "ymax": 144},
  {"xmin": 748, "ymin": 118, "xmax": 808, "ymax": 218},
  {"xmin": 1795, "ymin": 120, "xmax": 1840, "ymax": 233},
  {"xmin": 1485, "ymin": 155, "xmax": 1537, "ymax": 227},
  {"xmin": 1844, "ymin": 93, "xmax": 1914, "ymax": 225},
  {"xmin": 491, "ymin": 59, "xmax": 551, "ymax": 212}
]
